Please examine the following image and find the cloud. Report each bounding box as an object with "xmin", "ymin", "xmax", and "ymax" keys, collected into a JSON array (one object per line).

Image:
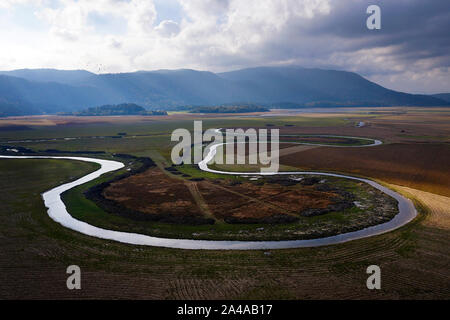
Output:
[
  {"xmin": 0, "ymin": 0, "xmax": 44, "ymax": 9},
  {"xmin": 155, "ymin": 20, "xmax": 180, "ymax": 37},
  {"xmin": 35, "ymin": 0, "xmax": 156, "ymax": 39},
  {"xmin": 108, "ymin": 37, "xmax": 122, "ymax": 49},
  {"xmin": 0, "ymin": 0, "xmax": 449, "ymax": 93}
]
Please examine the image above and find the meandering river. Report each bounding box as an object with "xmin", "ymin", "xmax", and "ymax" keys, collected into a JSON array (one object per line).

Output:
[{"xmin": 0, "ymin": 137, "xmax": 417, "ymax": 250}]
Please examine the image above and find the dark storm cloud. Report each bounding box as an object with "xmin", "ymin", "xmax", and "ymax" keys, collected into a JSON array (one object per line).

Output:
[
  {"xmin": 245, "ymin": 0, "xmax": 450, "ymax": 92},
  {"xmin": 300, "ymin": 0, "xmax": 450, "ymax": 71}
]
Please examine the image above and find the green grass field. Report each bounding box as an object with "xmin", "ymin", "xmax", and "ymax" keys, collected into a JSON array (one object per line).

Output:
[
  {"xmin": 1, "ymin": 158, "xmax": 448, "ymax": 299},
  {"xmin": 0, "ymin": 110, "xmax": 449, "ymax": 299},
  {"xmin": 0, "ymin": 115, "xmax": 350, "ymax": 155}
]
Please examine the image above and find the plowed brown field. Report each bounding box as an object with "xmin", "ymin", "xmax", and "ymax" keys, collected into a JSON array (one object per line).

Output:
[{"xmin": 280, "ymin": 143, "xmax": 450, "ymax": 197}]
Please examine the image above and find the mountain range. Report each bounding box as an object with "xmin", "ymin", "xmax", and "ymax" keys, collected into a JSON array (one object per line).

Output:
[{"xmin": 0, "ymin": 66, "xmax": 448, "ymax": 116}]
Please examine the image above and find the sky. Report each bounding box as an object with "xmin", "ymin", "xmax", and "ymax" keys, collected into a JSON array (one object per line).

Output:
[{"xmin": 0, "ymin": 0, "xmax": 449, "ymax": 94}]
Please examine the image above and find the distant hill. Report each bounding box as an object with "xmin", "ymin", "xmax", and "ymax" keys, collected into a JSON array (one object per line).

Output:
[
  {"xmin": 69, "ymin": 103, "xmax": 167, "ymax": 116},
  {"xmin": 0, "ymin": 75, "xmax": 114, "ymax": 116},
  {"xmin": 432, "ymin": 93, "xmax": 450, "ymax": 102},
  {"xmin": 189, "ymin": 105, "xmax": 269, "ymax": 113},
  {"xmin": 218, "ymin": 66, "xmax": 447, "ymax": 107},
  {"xmin": 0, "ymin": 66, "xmax": 448, "ymax": 116},
  {"xmin": 0, "ymin": 69, "xmax": 96, "ymax": 85},
  {"xmin": 0, "ymin": 99, "xmax": 37, "ymax": 117}
]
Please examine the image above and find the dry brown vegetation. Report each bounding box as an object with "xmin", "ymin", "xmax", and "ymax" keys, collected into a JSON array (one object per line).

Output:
[
  {"xmin": 103, "ymin": 167, "xmax": 345, "ymax": 224},
  {"xmin": 196, "ymin": 179, "xmax": 338, "ymax": 222},
  {"xmin": 103, "ymin": 167, "xmax": 202, "ymax": 220}
]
